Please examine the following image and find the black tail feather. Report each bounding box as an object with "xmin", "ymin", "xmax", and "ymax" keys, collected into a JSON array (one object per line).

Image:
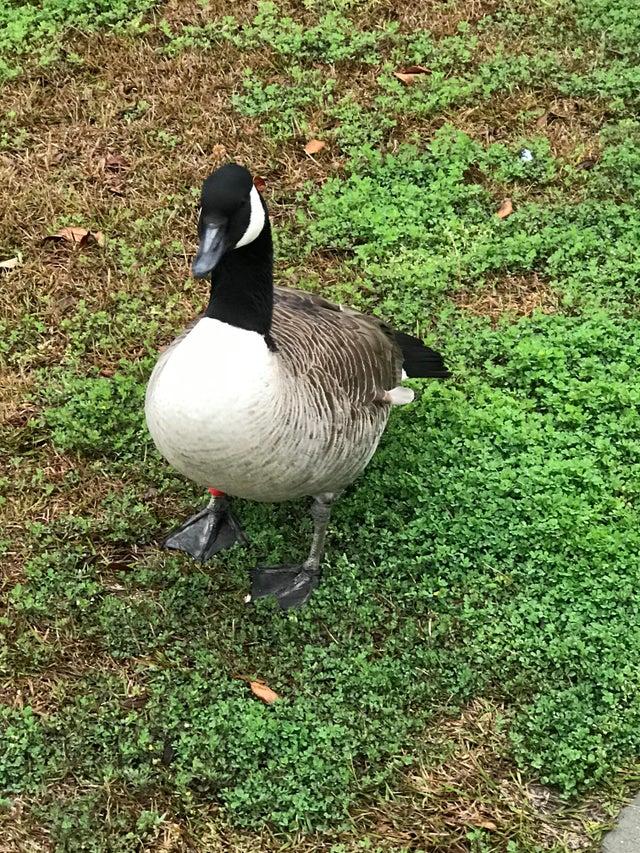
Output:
[{"xmin": 394, "ymin": 331, "xmax": 450, "ymax": 379}]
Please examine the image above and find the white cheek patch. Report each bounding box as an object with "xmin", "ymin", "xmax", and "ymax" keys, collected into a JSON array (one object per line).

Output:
[{"xmin": 235, "ymin": 185, "xmax": 265, "ymax": 248}]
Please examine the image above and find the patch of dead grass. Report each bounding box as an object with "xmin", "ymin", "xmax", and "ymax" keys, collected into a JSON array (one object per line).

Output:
[
  {"xmin": 0, "ymin": 374, "xmax": 35, "ymax": 426},
  {"xmin": 0, "ymin": 28, "xmax": 336, "ymax": 375},
  {"xmin": 1, "ymin": 453, "xmax": 111, "ymax": 529},
  {"xmin": 455, "ymin": 94, "xmax": 604, "ymax": 160},
  {"xmin": 348, "ymin": 700, "xmax": 610, "ymax": 852},
  {"xmin": 0, "ymin": 798, "xmax": 52, "ymax": 853},
  {"xmin": 454, "ymin": 274, "xmax": 560, "ymax": 322},
  {"xmin": 0, "ymin": 643, "xmax": 146, "ymax": 713},
  {"xmin": 370, "ymin": 0, "xmax": 503, "ymax": 37},
  {"xmin": 160, "ymin": 0, "xmax": 258, "ymax": 28}
]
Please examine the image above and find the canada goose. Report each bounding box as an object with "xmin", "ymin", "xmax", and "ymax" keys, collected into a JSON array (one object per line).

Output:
[{"xmin": 145, "ymin": 164, "xmax": 449, "ymax": 609}]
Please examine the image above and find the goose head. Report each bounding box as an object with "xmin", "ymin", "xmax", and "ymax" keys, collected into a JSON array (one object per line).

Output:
[{"xmin": 192, "ymin": 163, "xmax": 267, "ymax": 279}]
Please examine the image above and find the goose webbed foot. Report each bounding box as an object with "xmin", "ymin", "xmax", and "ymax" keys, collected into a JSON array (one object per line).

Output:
[
  {"xmin": 247, "ymin": 493, "xmax": 336, "ymax": 610},
  {"xmin": 250, "ymin": 563, "xmax": 321, "ymax": 610},
  {"xmin": 164, "ymin": 495, "xmax": 247, "ymax": 562}
]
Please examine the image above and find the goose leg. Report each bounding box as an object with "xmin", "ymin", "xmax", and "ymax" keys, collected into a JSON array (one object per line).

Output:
[
  {"xmin": 250, "ymin": 494, "xmax": 335, "ymax": 610},
  {"xmin": 164, "ymin": 491, "xmax": 248, "ymax": 562}
]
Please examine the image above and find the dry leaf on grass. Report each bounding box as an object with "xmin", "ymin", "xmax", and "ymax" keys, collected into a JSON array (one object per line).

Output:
[
  {"xmin": 234, "ymin": 674, "xmax": 280, "ymax": 704},
  {"xmin": 103, "ymin": 154, "xmax": 129, "ymax": 172},
  {"xmin": 44, "ymin": 227, "xmax": 105, "ymax": 247},
  {"xmin": 249, "ymin": 680, "xmax": 280, "ymax": 704},
  {"xmin": 496, "ymin": 198, "xmax": 513, "ymax": 219},
  {"xmin": 96, "ymin": 154, "xmax": 129, "ymax": 172},
  {"xmin": 233, "ymin": 675, "xmax": 280, "ymax": 705},
  {"xmin": 470, "ymin": 817, "xmax": 498, "ymax": 831},
  {"xmin": 0, "ymin": 256, "xmax": 20, "ymax": 271},
  {"xmin": 253, "ymin": 175, "xmax": 267, "ymax": 192},
  {"xmin": 304, "ymin": 139, "xmax": 326, "ymax": 156},
  {"xmin": 393, "ymin": 65, "xmax": 430, "ymax": 85}
]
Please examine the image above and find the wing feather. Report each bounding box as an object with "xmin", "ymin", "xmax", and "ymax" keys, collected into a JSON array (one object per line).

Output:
[{"xmin": 271, "ymin": 287, "xmax": 402, "ymax": 405}]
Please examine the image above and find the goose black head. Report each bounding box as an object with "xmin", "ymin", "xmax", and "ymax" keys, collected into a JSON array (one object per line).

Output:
[{"xmin": 192, "ymin": 163, "xmax": 267, "ymax": 278}]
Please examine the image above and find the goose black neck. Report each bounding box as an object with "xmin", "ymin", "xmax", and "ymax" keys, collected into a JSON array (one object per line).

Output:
[{"xmin": 204, "ymin": 224, "xmax": 274, "ymax": 344}]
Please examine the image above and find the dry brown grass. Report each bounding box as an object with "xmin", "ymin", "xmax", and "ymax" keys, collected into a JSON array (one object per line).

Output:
[
  {"xmin": 0, "ymin": 800, "xmax": 52, "ymax": 853},
  {"xmin": 530, "ymin": 99, "xmax": 604, "ymax": 163},
  {"xmin": 388, "ymin": 701, "xmax": 608, "ymax": 851},
  {"xmin": 0, "ymin": 27, "xmax": 339, "ymax": 377},
  {"xmin": 371, "ymin": 0, "xmax": 503, "ymax": 37},
  {"xmin": 446, "ymin": 93, "xmax": 604, "ymax": 164},
  {"xmin": 454, "ymin": 273, "xmax": 560, "ymax": 322},
  {"xmin": 2, "ymin": 453, "xmax": 107, "ymax": 534}
]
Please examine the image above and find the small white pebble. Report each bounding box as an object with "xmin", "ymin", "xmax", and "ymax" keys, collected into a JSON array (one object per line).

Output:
[
  {"xmin": 520, "ymin": 148, "xmax": 534, "ymax": 162},
  {"xmin": 244, "ymin": 593, "xmax": 252, "ymax": 604}
]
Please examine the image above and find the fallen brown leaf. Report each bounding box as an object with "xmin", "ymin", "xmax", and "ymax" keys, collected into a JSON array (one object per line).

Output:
[
  {"xmin": 103, "ymin": 153, "xmax": 129, "ymax": 172},
  {"xmin": 44, "ymin": 227, "xmax": 105, "ymax": 247},
  {"xmin": 496, "ymin": 198, "xmax": 513, "ymax": 219},
  {"xmin": 46, "ymin": 226, "xmax": 90, "ymax": 244},
  {"xmin": 253, "ymin": 175, "xmax": 267, "ymax": 192},
  {"xmin": 304, "ymin": 139, "xmax": 326, "ymax": 156},
  {"xmin": 0, "ymin": 256, "xmax": 19, "ymax": 271},
  {"xmin": 470, "ymin": 817, "xmax": 498, "ymax": 831},
  {"xmin": 249, "ymin": 680, "xmax": 279, "ymax": 704},
  {"xmin": 393, "ymin": 66, "xmax": 430, "ymax": 85},
  {"xmin": 394, "ymin": 73, "xmax": 417, "ymax": 85}
]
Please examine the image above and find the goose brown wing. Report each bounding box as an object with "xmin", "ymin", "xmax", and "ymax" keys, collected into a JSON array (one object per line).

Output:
[{"xmin": 272, "ymin": 287, "xmax": 402, "ymax": 404}]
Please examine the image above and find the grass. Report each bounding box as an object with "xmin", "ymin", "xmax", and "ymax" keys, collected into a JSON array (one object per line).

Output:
[{"xmin": 1, "ymin": 0, "xmax": 640, "ymax": 849}]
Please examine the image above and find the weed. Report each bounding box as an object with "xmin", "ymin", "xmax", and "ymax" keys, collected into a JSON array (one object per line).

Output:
[
  {"xmin": 33, "ymin": 790, "xmax": 164, "ymax": 853},
  {"xmin": 7, "ymin": 308, "xmax": 640, "ymax": 826},
  {"xmin": 59, "ymin": 296, "xmax": 156, "ymax": 363},
  {"xmin": 326, "ymin": 96, "xmax": 396, "ymax": 153},
  {"xmin": 11, "ymin": 545, "xmax": 102, "ymax": 620},
  {"xmin": 159, "ymin": 16, "xmax": 238, "ymax": 56},
  {"xmin": 0, "ymin": 111, "xmax": 28, "ymax": 151},
  {"xmin": 232, "ymin": 66, "xmax": 336, "ymax": 142},
  {"xmin": 227, "ymin": 1, "xmax": 398, "ymax": 64},
  {"xmin": 304, "ymin": 127, "xmax": 640, "ymax": 324},
  {"xmin": 0, "ymin": 707, "xmax": 49, "ymax": 794},
  {"xmin": 39, "ymin": 359, "xmax": 152, "ymax": 460}
]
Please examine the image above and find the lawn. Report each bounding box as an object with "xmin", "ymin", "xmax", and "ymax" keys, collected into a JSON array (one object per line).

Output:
[{"xmin": 1, "ymin": 1, "xmax": 640, "ymax": 850}]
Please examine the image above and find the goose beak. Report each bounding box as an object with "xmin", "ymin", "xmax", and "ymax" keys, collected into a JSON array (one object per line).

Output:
[{"xmin": 192, "ymin": 223, "xmax": 226, "ymax": 278}]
